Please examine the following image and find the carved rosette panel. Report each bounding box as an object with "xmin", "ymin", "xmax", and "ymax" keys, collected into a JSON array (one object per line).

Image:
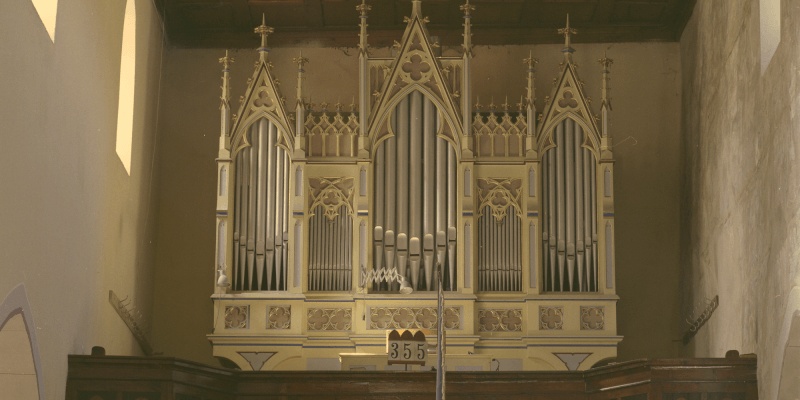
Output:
[
  {"xmin": 580, "ymin": 306, "xmax": 604, "ymax": 330},
  {"xmin": 369, "ymin": 307, "xmax": 461, "ymax": 330},
  {"xmin": 539, "ymin": 306, "xmax": 564, "ymax": 330},
  {"xmin": 478, "ymin": 309, "xmax": 523, "ymax": 332},
  {"xmin": 307, "ymin": 308, "xmax": 353, "ymax": 331},
  {"xmin": 308, "ymin": 177, "xmax": 355, "ymax": 221},
  {"xmin": 473, "ymin": 112, "xmax": 527, "ymax": 158},
  {"xmin": 476, "ymin": 178, "xmax": 523, "ymax": 222},
  {"xmin": 225, "ymin": 305, "xmax": 249, "ymax": 329},
  {"xmin": 398, "ymin": 34, "xmax": 434, "ymax": 85},
  {"xmin": 268, "ymin": 306, "xmax": 291, "ymax": 329}
]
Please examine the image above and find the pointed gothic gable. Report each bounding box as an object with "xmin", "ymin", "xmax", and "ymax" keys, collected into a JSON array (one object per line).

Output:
[
  {"xmin": 231, "ymin": 61, "xmax": 295, "ymax": 156},
  {"xmin": 366, "ymin": 13, "xmax": 463, "ymax": 152},
  {"xmin": 537, "ymin": 63, "xmax": 601, "ymax": 158}
]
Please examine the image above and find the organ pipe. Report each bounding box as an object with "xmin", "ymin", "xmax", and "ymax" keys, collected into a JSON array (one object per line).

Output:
[
  {"xmin": 372, "ymin": 91, "xmax": 457, "ymax": 292},
  {"xmin": 542, "ymin": 119, "xmax": 599, "ymax": 292},
  {"xmin": 232, "ymin": 119, "xmax": 291, "ymax": 291},
  {"xmin": 477, "ymin": 206, "xmax": 522, "ymax": 291}
]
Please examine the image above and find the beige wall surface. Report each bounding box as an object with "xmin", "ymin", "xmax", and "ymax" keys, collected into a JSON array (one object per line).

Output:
[
  {"xmin": 152, "ymin": 41, "xmax": 682, "ymax": 365},
  {"xmin": 680, "ymin": 0, "xmax": 800, "ymax": 398},
  {"xmin": 0, "ymin": 0, "xmax": 164, "ymax": 398}
]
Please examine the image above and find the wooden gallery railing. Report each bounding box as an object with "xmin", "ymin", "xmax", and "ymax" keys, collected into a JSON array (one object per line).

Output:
[{"xmin": 65, "ymin": 354, "xmax": 757, "ymax": 400}]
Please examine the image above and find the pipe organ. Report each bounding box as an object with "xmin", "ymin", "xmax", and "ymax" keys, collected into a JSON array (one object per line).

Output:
[
  {"xmin": 373, "ymin": 92, "xmax": 458, "ymax": 293},
  {"xmin": 210, "ymin": 3, "xmax": 622, "ymax": 372},
  {"xmin": 232, "ymin": 119, "xmax": 291, "ymax": 291},
  {"xmin": 541, "ymin": 119, "xmax": 599, "ymax": 292}
]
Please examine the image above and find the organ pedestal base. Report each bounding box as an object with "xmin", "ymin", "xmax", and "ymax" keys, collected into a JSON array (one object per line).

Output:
[{"xmin": 208, "ymin": 293, "xmax": 619, "ymax": 371}]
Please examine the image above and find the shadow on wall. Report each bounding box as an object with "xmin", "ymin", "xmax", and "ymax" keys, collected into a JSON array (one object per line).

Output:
[
  {"xmin": 776, "ymin": 287, "xmax": 800, "ymax": 400},
  {"xmin": 0, "ymin": 284, "xmax": 44, "ymax": 400}
]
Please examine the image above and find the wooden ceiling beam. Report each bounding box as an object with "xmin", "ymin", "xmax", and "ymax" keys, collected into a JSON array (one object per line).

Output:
[
  {"xmin": 304, "ymin": 0, "xmax": 324, "ymax": 27},
  {"xmin": 167, "ymin": 24, "xmax": 678, "ymax": 49}
]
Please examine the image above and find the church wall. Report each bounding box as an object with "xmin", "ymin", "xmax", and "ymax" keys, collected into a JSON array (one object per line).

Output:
[
  {"xmin": 680, "ymin": 0, "xmax": 800, "ymax": 398},
  {"xmin": 0, "ymin": 0, "xmax": 164, "ymax": 398},
  {"xmin": 152, "ymin": 41, "xmax": 681, "ymax": 366}
]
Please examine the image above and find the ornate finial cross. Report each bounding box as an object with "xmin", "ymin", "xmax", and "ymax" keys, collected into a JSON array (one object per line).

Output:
[
  {"xmin": 501, "ymin": 96, "xmax": 510, "ymax": 112},
  {"xmin": 356, "ymin": 0, "xmax": 371, "ymax": 17},
  {"xmin": 557, "ymin": 14, "xmax": 577, "ymax": 62},
  {"xmin": 459, "ymin": 0, "xmax": 475, "ymax": 16},
  {"xmin": 293, "ymin": 51, "xmax": 309, "ymax": 69},
  {"xmin": 517, "ymin": 95, "xmax": 525, "ymax": 112},
  {"xmin": 219, "ymin": 49, "xmax": 235, "ymax": 70},
  {"xmin": 349, "ymin": 96, "xmax": 356, "ymax": 112},
  {"xmin": 523, "ymin": 51, "xmax": 539, "ymax": 71},
  {"xmin": 254, "ymin": 14, "xmax": 274, "ymax": 59},
  {"xmin": 357, "ymin": 0, "xmax": 371, "ymax": 54},
  {"xmin": 598, "ymin": 51, "xmax": 614, "ymax": 70},
  {"xmin": 488, "ymin": 96, "xmax": 496, "ymax": 112},
  {"xmin": 335, "ymin": 98, "xmax": 342, "ymax": 112},
  {"xmin": 524, "ymin": 50, "xmax": 538, "ymax": 104},
  {"xmin": 474, "ymin": 95, "xmax": 482, "ymax": 111}
]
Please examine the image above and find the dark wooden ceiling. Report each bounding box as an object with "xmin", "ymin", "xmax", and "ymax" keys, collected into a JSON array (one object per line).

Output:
[{"xmin": 155, "ymin": 0, "xmax": 696, "ymax": 48}]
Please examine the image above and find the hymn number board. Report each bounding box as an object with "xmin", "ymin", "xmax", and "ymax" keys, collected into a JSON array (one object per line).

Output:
[{"xmin": 387, "ymin": 330, "xmax": 427, "ymax": 365}]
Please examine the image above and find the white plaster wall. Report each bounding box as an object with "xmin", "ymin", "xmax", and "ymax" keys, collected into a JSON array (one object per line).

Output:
[
  {"xmin": 0, "ymin": 0, "xmax": 164, "ymax": 397},
  {"xmin": 680, "ymin": 0, "xmax": 800, "ymax": 398}
]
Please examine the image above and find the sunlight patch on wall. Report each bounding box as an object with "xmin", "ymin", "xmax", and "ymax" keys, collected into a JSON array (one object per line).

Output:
[
  {"xmin": 31, "ymin": 0, "xmax": 58, "ymax": 42},
  {"xmin": 760, "ymin": 0, "xmax": 780, "ymax": 75},
  {"xmin": 116, "ymin": 0, "xmax": 136, "ymax": 175}
]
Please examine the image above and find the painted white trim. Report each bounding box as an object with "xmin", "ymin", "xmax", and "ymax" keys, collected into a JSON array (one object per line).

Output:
[{"xmin": 0, "ymin": 283, "xmax": 45, "ymax": 400}]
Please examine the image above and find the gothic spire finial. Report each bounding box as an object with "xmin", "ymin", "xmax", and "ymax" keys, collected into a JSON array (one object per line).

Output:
[
  {"xmin": 254, "ymin": 14, "xmax": 274, "ymax": 61},
  {"xmin": 460, "ymin": 0, "xmax": 476, "ymax": 56},
  {"xmin": 293, "ymin": 51, "xmax": 309, "ymax": 108},
  {"xmin": 357, "ymin": 0, "xmax": 371, "ymax": 55},
  {"xmin": 523, "ymin": 50, "xmax": 538, "ymax": 106},
  {"xmin": 598, "ymin": 50, "xmax": 613, "ymax": 113},
  {"xmin": 411, "ymin": 0, "xmax": 423, "ymax": 20},
  {"xmin": 557, "ymin": 14, "xmax": 577, "ymax": 63}
]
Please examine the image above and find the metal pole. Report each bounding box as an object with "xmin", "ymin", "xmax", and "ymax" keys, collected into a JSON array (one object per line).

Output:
[{"xmin": 436, "ymin": 263, "xmax": 444, "ymax": 400}]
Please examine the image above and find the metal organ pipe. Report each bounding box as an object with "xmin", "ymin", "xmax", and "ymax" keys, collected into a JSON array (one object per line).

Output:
[
  {"xmin": 372, "ymin": 91, "xmax": 457, "ymax": 292},
  {"xmin": 547, "ymin": 144, "xmax": 556, "ymax": 291},
  {"xmin": 574, "ymin": 123, "xmax": 584, "ymax": 292},
  {"xmin": 274, "ymin": 124, "xmax": 285, "ymax": 291},
  {"xmin": 248, "ymin": 124, "xmax": 259, "ymax": 290},
  {"xmin": 555, "ymin": 122, "xmax": 566, "ymax": 291},
  {"xmin": 583, "ymin": 149, "xmax": 592, "ymax": 291},
  {"xmin": 565, "ymin": 119, "xmax": 575, "ymax": 291},
  {"xmin": 232, "ymin": 119, "xmax": 291, "ymax": 292},
  {"xmin": 233, "ymin": 152, "xmax": 242, "ymax": 290},
  {"xmin": 283, "ymin": 152, "xmax": 289, "ymax": 290},
  {"xmin": 542, "ymin": 119, "xmax": 599, "ymax": 292},
  {"xmin": 266, "ymin": 121, "xmax": 278, "ymax": 290}
]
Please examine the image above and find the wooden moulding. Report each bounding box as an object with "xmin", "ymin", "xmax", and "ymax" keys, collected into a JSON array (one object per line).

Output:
[{"xmin": 66, "ymin": 355, "xmax": 758, "ymax": 400}]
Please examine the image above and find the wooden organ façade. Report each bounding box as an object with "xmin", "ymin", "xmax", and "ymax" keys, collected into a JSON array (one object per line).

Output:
[{"xmin": 209, "ymin": 2, "xmax": 620, "ymax": 372}]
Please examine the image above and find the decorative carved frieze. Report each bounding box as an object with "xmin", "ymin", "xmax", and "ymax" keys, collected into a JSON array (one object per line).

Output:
[
  {"xmin": 478, "ymin": 309, "xmax": 523, "ymax": 332},
  {"xmin": 580, "ymin": 306, "xmax": 604, "ymax": 330},
  {"xmin": 539, "ymin": 306, "xmax": 563, "ymax": 330},
  {"xmin": 268, "ymin": 306, "xmax": 291, "ymax": 329},
  {"xmin": 473, "ymin": 112, "xmax": 527, "ymax": 157},
  {"xmin": 369, "ymin": 307, "xmax": 461, "ymax": 330},
  {"xmin": 308, "ymin": 177, "xmax": 355, "ymax": 221},
  {"xmin": 476, "ymin": 177, "xmax": 523, "ymax": 222},
  {"xmin": 304, "ymin": 112, "xmax": 360, "ymax": 157},
  {"xmin": 225, "ymin": 305, "xmax": 249, "ymax": 329},
  {"xmin": 307, "ymin": 308, "xmax": 353, "ymax": 331}
]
